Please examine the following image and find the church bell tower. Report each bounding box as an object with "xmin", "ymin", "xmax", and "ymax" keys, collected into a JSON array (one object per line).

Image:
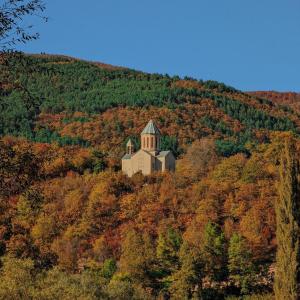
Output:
[
  {"xmin": 141, "ymin": 120, "xmax": 161, "ymax": 155},
  {"xmin": 126, "ymin": 138, "xmax": 134, "ymax": 155}
]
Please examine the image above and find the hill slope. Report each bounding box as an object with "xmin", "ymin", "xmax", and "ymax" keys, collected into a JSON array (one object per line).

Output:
[
  {"xmin": 0, "ymin": 54, "xmax": 300, "ymax": 299},
  {"xmin": 1, "ymin": 54, "xmax": 299, "ymax": 160},
  {"xmin": 249, "ymin": 91, "xmax": 300, "ymax": 114}
]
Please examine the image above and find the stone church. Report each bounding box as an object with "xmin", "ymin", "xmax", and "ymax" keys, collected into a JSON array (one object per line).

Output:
[{"xmin": 122, "ymin": 120, "xmax": 176, "ymax": 177}]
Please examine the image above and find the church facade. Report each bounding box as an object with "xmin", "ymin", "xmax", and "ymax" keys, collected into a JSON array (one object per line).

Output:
[{"xmin": 122, "ymin": 120, "xmax": 176, "ymax": 177}]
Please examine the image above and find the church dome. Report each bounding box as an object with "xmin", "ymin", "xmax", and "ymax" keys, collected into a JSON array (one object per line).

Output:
[{"xmin": 141, "ymin": 120, "xmax": 161, "ymax": 135}]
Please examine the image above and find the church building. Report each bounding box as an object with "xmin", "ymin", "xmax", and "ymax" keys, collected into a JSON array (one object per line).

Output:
[{"xmin": 122, "ymin": 120, "xmax": 176, "ymax": 177}]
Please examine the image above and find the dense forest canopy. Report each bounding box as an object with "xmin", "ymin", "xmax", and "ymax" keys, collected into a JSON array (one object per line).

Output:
[
  {"xmin": 1, "ymin": 54, "xmax": 299, "ymax": 156},
  {"xmin": 0, "ymin": 54, "xmax": 300, "ymax": 299}
]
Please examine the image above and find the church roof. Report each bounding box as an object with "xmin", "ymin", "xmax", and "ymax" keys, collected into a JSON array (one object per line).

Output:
[
  {"xmin": 122, "ymin": 153, "xmax": 133, "ymax": 160},
  {"xmin": 141, "ymin": 120, "xmax": 161, "ymax": 135},
  {"xmin": 157, "ymin": 150, "xmax": 171, "ymax": 157},
  {"xmin": 122, "ymin": 150, "xmax": 173, "ymax": 161},
  {"xmin": 122, "ymin": 149, "xmax": 151, "ymax": 160}
]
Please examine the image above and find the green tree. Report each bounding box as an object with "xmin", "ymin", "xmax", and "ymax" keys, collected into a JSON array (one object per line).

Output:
[
  {"xmin": 100, "ymin": 258, "xmax": 117, "ymax": 279},
  {"xmin": 156, "ymin": 228, "xmax": 182, "ymax": 273},
  {"xmin": 201, "ymin": 222, "xmax": 227, "ymax": 282},
  {"xmin": 168, "ymin": 242, "xmax": 204, "ymax": 300},
  {"xmin": 274, "ymin": 136, "xmax": 300, "ymax": 300},
  {"xmin": 92, "ymin": 150, "xmax": 108, "ymax": 173},
  {"xmin": 228, "ymin": 233, "xmax": 255, "ymax": 294},
  {"xmin": 0, "ymin": 1, "xmax": 47, "ymax": 138}
]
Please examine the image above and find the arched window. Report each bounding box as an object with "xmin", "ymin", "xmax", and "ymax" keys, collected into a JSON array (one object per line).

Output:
[
  {"xmin": 143, "ymin": 137, "xmax": 145, "ymax": 149},
  {"xmin": 151, "ymin": 137, "xmax": 154, "ymax": 148},
  {"xmin": 147, "ymin": 137, "xmax": 149, "ymax": 148}
]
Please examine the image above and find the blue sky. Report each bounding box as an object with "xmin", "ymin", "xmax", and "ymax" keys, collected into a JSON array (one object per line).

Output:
[{"xmin": 18, "ymin": 0, "xmax": 300, "ymax": 92}]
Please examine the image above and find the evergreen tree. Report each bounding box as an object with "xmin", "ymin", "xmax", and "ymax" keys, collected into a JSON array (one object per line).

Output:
[
  {"xmin": 228, "ymin": 233, "xmax": 255, "ymax": 294},
  {"xmin": 156, "ymin": 228, "xmax": 182, "ymax": 273},
  {"xmin": 274, "ymin": 136, "xmax": 300, "ymax": 300},
  {"xmin": 201, "ymin": 222, "xmax": 227, "ymax": 282},
  {"xmin": 168, "ymin": 242, "xmax": 204, "ymax": 300}
]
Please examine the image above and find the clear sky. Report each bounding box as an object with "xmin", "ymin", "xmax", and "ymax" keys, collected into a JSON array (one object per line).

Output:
[{"xmin": 18, "ymin": 0, "xmax": 300, "ymax": 92}]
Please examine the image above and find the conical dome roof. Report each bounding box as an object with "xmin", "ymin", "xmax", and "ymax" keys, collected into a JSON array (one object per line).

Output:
[
  {"xmin": 141, "ymin": 120, "xmax": 161, "ymax": 135},
  {"xmin": 126, "ymin": 138, "xmax": 134, "ymax": 146}
]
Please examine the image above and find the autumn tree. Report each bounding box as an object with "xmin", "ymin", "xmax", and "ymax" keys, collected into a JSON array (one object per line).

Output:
[
  {"xmin": 0, "ymin": 141, "xmax": 39, "ymax": 197},
  {"xmin": 17, "ymin": 188, "xmax": 44, "ymax": 228},
  {"xmin": 51, "ymin": 225, "xmax": 83, "ymax": 272},
  {"xmin": 119, "ymin": 228, "xmax": 156, "ymax": 288},
  {"xmin": 274, "ymin": 136, "xmax": 300, "ymax": 300},
  {"xmin": 34, "ymin": 267, "xmax": 107, "ymax": 300},
  {"xmin": 0, "ymin": 255, "xmax": 36, "ymax": 299},
  {"xmin": 107, "ymin": 273, "xmax": 153, "ymax": 300},
  {"xmin": 177, "ymin": 138, "xmax": 219, "ymax": 181}
]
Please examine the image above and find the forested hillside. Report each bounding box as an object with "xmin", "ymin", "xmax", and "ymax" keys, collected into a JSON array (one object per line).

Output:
[
  {"xmin": 249, "ymin": 91, "xmax": 300, "ymax": 114},
  {"xmin": 1, "ymin": 54, "xmax": 299, "ymax": 158},
  {"xmin": 0, "ymin": 54, "xmax": 300, "ymax": 299}
]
